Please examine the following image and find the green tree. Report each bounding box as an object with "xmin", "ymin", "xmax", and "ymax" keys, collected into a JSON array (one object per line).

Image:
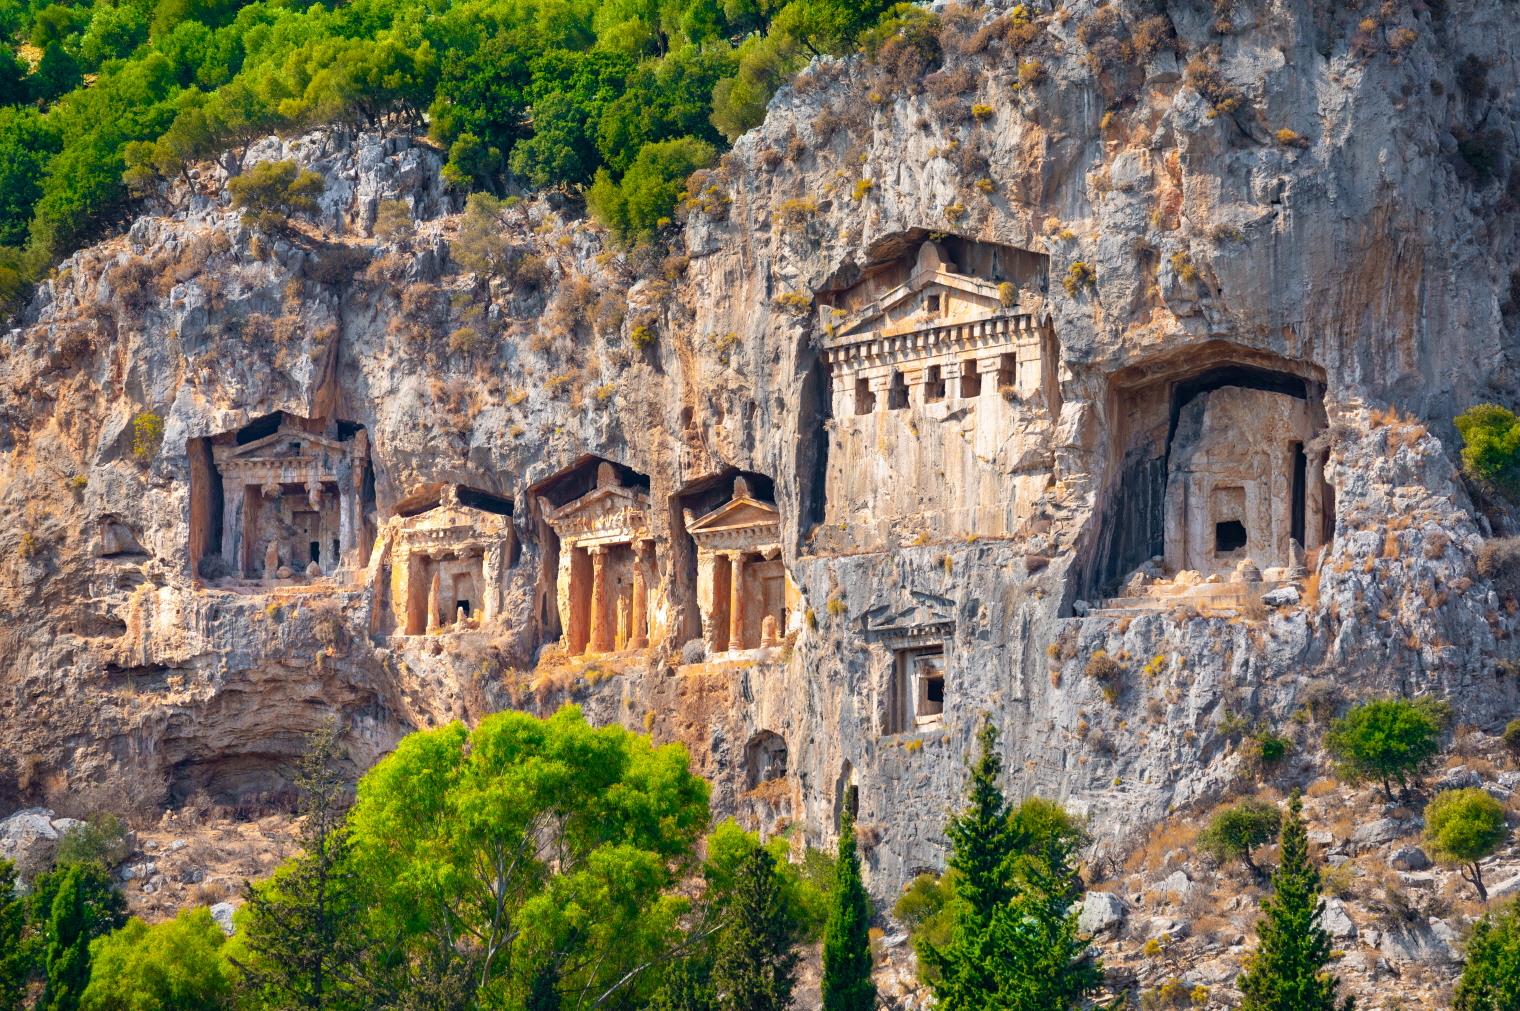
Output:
[
  {"xmin": 587, "ymin": 136, "xmax": 713, "ymax": 242},
  {"xmin": 233, "ymin": 722, "xmax": 365, "ymax": 1011},
  {"xmin": 1198, "ymin": 800, "xmax": 1281, "ymax": 879},
  {"xmin": 891, "ymin": 870, "xmax": 956, "ymax": 985},
  {"xmin": 0, "ymin": 860, "xmax": 27, "ymax": 1011},
  {"xmin": 1455, "ymin": 899, "xmax": 1520, "ymax": 1011},
  {"xmin": 30, "ymin": 862, "xmax": 127, "ymax": 1011},
  {"xmin": 29, "ymin": 41, "xmax": 82, "ymax": 103},
  {"xmin": 919, "ymin": 722, "xmax": 1102, "ymax": 1011},
  {"xmin": 55, "ymin": 815, "xmax": 132, "ymax": 871},
  {"xmin": 1237, "ymin": 793, "xmax": 1352, "ymax": 1011},
  {"xmin": 450, "ymin": 191, "xmax": 512, "ymax": 276},
  {"xmin": 648, "ymin": 958, "xmax": 716, "ymax": 1011},
  {"xmin": 1456, "ymin": 403, "xmax": 1520, "ymax": 496},
  {"xmin": 80, "ymin": 907, "xmax": 234, "ymax": 1011},
  {"xmin": 821, "ymin": 810, "xmax": 875, "ymax": 1011},
  {"xmin": 1325, "ymin": 697, "xmax": 1446, "ymax": 801},
  {"xmin": 227, "ymin": 159, "xmax": 326, "ymax": 233},
  {"xmin": 344, "ymin": 705, "xmax": 710, "ymax": 1008},
  {"xmin": 0, "ymin": 45, "xmax": 27, "ymax": 106},
  {"xmin": 711, "ymin": 839, "xmax": 799, "ymax": 1011},
  {"xmin": 1425, "ymin": 787, "xmax": 1509, "ymax": 901}
]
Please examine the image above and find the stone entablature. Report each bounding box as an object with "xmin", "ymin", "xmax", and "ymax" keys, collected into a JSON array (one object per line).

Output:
[
  {"xmin": 212, "ymin": 417, "xmax": 368, "ymax": 581},
  {"xmin": 819, "ymin": 241, "xmax": 1051, "ymax": 417},
  {"xmin": 386, "ymin": 485, "xmax": 513, "ymax": 635},
  {"xmin": 686, "ymin": 477, "xmax": 794, "ymax": 654},
  {"xmin": 542, "ymin": 463, "xmax": 660, "ymax": 656}
]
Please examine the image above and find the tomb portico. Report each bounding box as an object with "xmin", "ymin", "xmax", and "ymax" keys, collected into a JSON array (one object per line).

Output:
[
  {"xmin": 209, "ymin": 415, "xmax": 370, "ymax": 581},
  {"xmin": 385, "ymin": 484, "xmax": 515, "ymax": 635},
  {"xmin": 815, "ymin": 237, "xmax": 1058, "ymax": 548},
  {"xmin": 685, "ymin": 477, "xmax": 793, "ymax": 654},
  {"xmin": 1165, "ymin": 385, "xmax": 1327, "ymax": 580},
  {"xmin": 542, "ymin": 463, "xmax": 659, "ymax": 656}
]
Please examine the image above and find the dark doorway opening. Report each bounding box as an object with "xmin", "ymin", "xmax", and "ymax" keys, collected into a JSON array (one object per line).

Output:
[
  {"xmin": 1291, "ymin": 441, "xmax": 1307, "ymax": 548},
  {"xmin": 1215, "ymin": 520, "xmax": 1247, "ymax": 553}
]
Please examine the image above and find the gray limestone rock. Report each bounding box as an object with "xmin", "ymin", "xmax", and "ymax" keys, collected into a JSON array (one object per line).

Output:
[{"xmin": 1078, "ymin": 891, "xmax": 1128, "ymax": 936}]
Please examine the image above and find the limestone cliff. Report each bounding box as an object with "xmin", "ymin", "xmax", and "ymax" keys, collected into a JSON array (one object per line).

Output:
[{"xmin": 4, "ymin": 0, "xmax": 1520, "ymax": 1005}]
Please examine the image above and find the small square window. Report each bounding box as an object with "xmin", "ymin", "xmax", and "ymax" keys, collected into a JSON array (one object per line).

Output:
[
  {"xmin": 926, "ymin": 294, "xmax": 941, "ymax": 313},
  {"xmin": 1215, "ymin": 520, "xmax": 1248, "ymax": 553}
]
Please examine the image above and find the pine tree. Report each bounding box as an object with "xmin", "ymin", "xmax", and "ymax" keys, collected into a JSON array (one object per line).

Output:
[
  {"xmin": 921, "ymin": 721, "xmax": 1103, "ymax": 1011},
  {"xmin": 822, "ymin": 810, "xmax": 876, "ymax": 1011},
  {"xmin": 712, "ymin": 840, "xmax": 799, "ymax": 1011},
  {"xmin": 236, "ymin": 722, "xmax": 367, "ymax": 1010},
  {"xmin": 1238, "ymin": 792, "xmax": 1353, "ymax": 1011}
]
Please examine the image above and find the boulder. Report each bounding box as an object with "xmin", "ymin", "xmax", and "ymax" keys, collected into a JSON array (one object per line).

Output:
[
  {"xmin": 1078, "ymin": 891, "xmax": 1129, "ymax": 935},
  {"xmin": 1262, "ymin": 585, "xmax": 1300, "ymax": 607},
  {"xmin": 1321, "ymin": 899, "xmax": 1357, "ymax": 940},
  {"xmin": 1351, "ymin": 817, "xmax": 1406, "ymax": 850},
  {"xmin": 1380, "ymin": 919, "xmax": 1459, "ymax": 965},
  {"xmin": 1390, "ymin": 846, "xmax": 1431, "ymax": 871},
  {"xmin": 210, "ymin": 901, "xmax": 237, "ymax": 936}
]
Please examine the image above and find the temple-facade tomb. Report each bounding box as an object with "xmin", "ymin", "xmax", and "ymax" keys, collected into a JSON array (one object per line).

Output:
[
  {"xmin": 385, "ymin": 484, "xmax": 515, "ymax": 635},
  {"xmin": 207, "ymin": 414, "xmax": 370, "ymax": 582},
  {"xmin": 542, "ymin": 462, "xmax": 660, "ymax": 656},
  {"xmin": 685, "ymin": 476, "xmax": 793, "ymax": 655},
  {"xmin": 814, "ymin": 237, "xmax": 1058, "ymax": 548}
]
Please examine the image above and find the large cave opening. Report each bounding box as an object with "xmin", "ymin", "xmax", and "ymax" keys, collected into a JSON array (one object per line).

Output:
[{"xmin": 1081, "ymin": 345, "xmax": 1333, "ymax": 602}]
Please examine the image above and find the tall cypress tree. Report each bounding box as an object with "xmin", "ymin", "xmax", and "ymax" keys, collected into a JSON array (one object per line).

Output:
[
  {"xmin": 1238, "ymin": 791, "xmax": 1353, "ymax": 1011},
  {"xmin": 822, "ymin": 810, "xmax": 876, "ymax": 1011},
  {"xmin": 712, "ymin": 840, "xmax": 798, "ymax": 1011},
  {"xmin": 0, "ymin": 860, "xmax": 26, "ymax": 1011}
]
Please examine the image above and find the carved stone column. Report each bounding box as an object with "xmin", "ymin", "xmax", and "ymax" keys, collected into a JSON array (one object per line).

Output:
[
  {"xmin": 589, "ymin": 546, "xmax": 611, "ymax": 653},
  {"xmin": 222, "ymin": 480, "xmax": 246, "ymax": 576},
  {"xmin": 728, "ymin": 551, "xmax": 747, "ymax": 650},
  {"xmin": 427, "ymin": 568, "xmax": 443, "ymax": 633},
  {"xmin": 630, "ymin": 543, "xmax": 649, "ymax": 649}
]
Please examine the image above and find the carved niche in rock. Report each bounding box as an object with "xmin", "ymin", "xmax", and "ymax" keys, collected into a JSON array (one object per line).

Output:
[
  {"xmin": 209, "ymin": 414, "xmax": 370, "ymax": 582},
  {"xmin": 815, "ymin": 237, "xmax": 1059, "ymax": 549},
  {"xmin": 862, "ymin": 588, "xmax": 956, "ymax": 735},
  {"xmin": 542, "ymin": 463, "xmax": 659, "ymax": 656},
  {"xmin": 685, "ymin": 476, "xmax": 794, "ymax": 655},
  {"xmin": 385, "ymin": 484, "xmax": 515, "ymax": 635}
]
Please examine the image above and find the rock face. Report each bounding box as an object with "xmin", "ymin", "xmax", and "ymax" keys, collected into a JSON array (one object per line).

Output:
[{"xmin": 3, "ymin": 0, "xmax": 1520, "ymax": 940}]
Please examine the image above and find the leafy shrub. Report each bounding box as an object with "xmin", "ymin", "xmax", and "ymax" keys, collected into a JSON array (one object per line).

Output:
[
  {"xmin": 1503, "ymin": 718, "xmax": 1520, "ymax": 754},
  {"xmin": 131, "ymin": 410, "xmax": 164, "ymax": 462},
  {"xmin": 1425, "ymin": 787, "xmax": 1509, "ymax": 900},
  {"xmin": 1325, "ymin": 696, "xmax": 1447, "ymax": 800},
  {"xmin": 228, "ymin": 160, "xmax": 325, "ymax": 233},
  {"xmin": 55, "ymin": 814, "xmax": 131, "ymax": 870},
  {"xmin": 1198, "ymin": 799, "xmax": 1280, "ymax": 876},
  {"xmin": 1184, "ymin": 56, "xmax": 1244, "ymax": 116},
  {"xmin": 1247, "ymin": 729, "xmax": 1293, "ymax": 771},
  {"xmin": 1063, "ymin": 261, "xmax": 1096, "ymax": 296},
  {"xmin": 1456, "ymin": 404, "xmax": 1520, "ymax": 496}
]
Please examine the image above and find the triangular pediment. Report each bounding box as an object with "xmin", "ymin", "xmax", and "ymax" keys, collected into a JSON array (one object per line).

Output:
[
  {"xmin": 545, "ymin": 484, "xmax": 649, "ymax": 525},
  {"xmin": 689, "ymin": 497, "xmax": 780, "ymax": 534},
  {"xmin": 863, "ymin": 589, "xmax": 957, "ymax": 640},
  {"xmin": 224, "ymin": 426, "xmax": 348, "ymax": 461},
  {"xmin": 830, "ymin": 270, "xmax": 1006, "ymax": 342}
]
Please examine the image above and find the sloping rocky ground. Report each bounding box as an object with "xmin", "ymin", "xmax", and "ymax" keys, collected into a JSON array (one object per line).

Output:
[{"xmin": 3, "ymin": 1, "xmax": 1520, "ymax": 1007}]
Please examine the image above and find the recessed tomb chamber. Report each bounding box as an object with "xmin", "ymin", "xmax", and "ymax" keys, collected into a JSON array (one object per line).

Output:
[
  {"xmin": 383, "ymin": 483, "xmax": 516, "ymax": 635},
  {"xmin": 684, "ymin": 475, "xmax": 794, "ymax": 656}
]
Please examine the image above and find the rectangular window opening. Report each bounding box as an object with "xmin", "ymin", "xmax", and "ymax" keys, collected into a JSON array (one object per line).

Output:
[
  {"xmin": 960, "ymin": 362, "xmax": 982, "ymax": 398},
  {"xmin": 925, "ymin": 365, "xmax": 945, "ymax": 402},
  {"xmin": 1215, "ymin": 520, "xmax": 1248, "ymax": 554},
  {"xmin": 854, "ymin": 376, "xmax": 875, "ymax": 415}
]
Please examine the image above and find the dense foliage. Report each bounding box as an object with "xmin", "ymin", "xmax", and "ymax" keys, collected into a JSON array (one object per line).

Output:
[
  {"xmin": 1236, "ymin": 793, "xmax": 1352, "ymax": 1011},
  {"xmin": 1455, "ymin": 899, "xmax": 1520, "ymax": 1011},
  {"xmin": 1424, "ymin": 787, "xmax": 1510, "ymax": 901},
  {"xmin": 1455, "ymin": 403, "xmax": 1520, "ymax": 496},
  {"xmin": 1325, "ymin": 696, "xmax": 1447, "ymax": 801},
  {"xmin": 917, "ymin": 721, "xmax": 1103, "ymax": 1011},
  {"xmin": 79, "ymin": 908, "xmax": 234, "ymax": 1011},
  {"xmin": 0, "ymin": 0, "xmax": 903, "ymax": 304}
]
